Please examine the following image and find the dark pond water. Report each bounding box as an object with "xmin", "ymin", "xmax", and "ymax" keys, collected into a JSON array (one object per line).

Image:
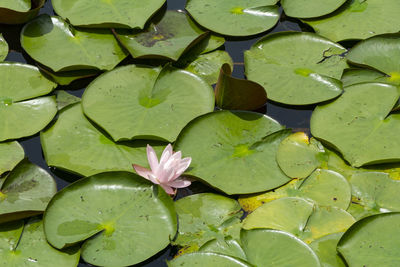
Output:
[{"xmin": 0, "ymin": 1, "xmax": 313, "ymax": 266}]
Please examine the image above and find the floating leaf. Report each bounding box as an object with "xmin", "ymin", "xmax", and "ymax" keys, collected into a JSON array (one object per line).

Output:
[
  {"xmin": 41, "ymin": 104, "xmax": 165, "ymax": 176},
  {"xmin": 39, "ymin": 65, "xmax": 100, "ymax": 86},
  {"xmin": 168, "ymin": 252, "xmax": 252, "ymax": 267},
  {"xmin": 201, "ymin": 35, "xmax": 226, "ymax": 54},
  {"xmin": 186, "ymin": 0, "xmax": 280, "ymax": 36},
  {"xmin": 52, "ymin": 0, "xmax": 165, "ymax": 28},
  {"xmin": 55, "ymin": 91, "xmax": 80, "ymax": 111},
  {"xmin": 0, "ymin": 34, "xmax": 8, "ymax": 61},
  {"xmin": 82, "ymin": 65, "xmax": 214, "ymax": 142},
  {"xmin": 0, "ymin": 0, "xmax": 45, "ymax": 24},
  {"xmin": 21, "ymin": 15, "xmax": 128, "ymax": 72},
  {"xmin": 245, "ymin": 32, "xmax": 347, "ymax": 105},
  {"xmin": 0, "ymin": 160, "xmax": 56, "ymax": 223},
  {"xmin": 199, "ymin": 238, "xmax": 247, "ymax": 261},
  {"xmin": 0, "ymin": 141, "xmax": 24, "ymax": 176},
  {"xmin": 175, "ymin": 111, "xmax": 291, "ymax": 195},
  {"xmin": 215, "ymin": 63, "xmax": 267, "ymax": 110},
  {"xmin": 0, "ymin": 218, "xmax": 80, "ymax": 266},
  {"xmin": 311, "ymin": 82, "xmax": 400, "ymax": 167},
  {"xmin": 0, "ymin": 0, "xmax": 30, "ymax": 12},
  {"xmin": 341, "ymin": 68, "xmax": 395, "ymax": 87},
  {"xmin": 281, "ymin": 0, "xmax": 346, "ymax": 18},
  {"xmin": 44, "ymin": 172, "xmax": 177, "ymax": 266},
  {"xmin": 309, "ymin": 233, "xmax": 346, "ymax": 267},
  {"xmin": 303, "ymin": 0, "xmax": 400, "ymax": 42}
]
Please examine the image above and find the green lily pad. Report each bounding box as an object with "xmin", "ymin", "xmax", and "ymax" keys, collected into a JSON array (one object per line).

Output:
[
  {"xmin": 186, "ymin": 0, "xmax": 280, "ymax": 37},
  {"xmin": 199, "ymin": 238, "xmax": 247, "ymax": 261},
  {"xmin": 281, "ymin": 0, "xmax": 346, "ymax": 18},
  {"xmin": 44, "ymin": 172, "xmax": 176, "ymax": 266},
  {"xmin": 168, "ymin": 252, "xmax": 252, "ymax": 267},
  {"xmin": 0, "ymin": 34, "xmax": 8, "ymax": 61},
  {"xmin": 0, "ymin": 160, "xmax": 56, "ymax": 223},
  {"xmin": 303, "ymin": 0, "xmax": 400, "ymax": 42},
  {"xmin": 53, "ymin": 0, "xmax": 165, "ymax": 29},
  {"xmin": 82, "ymin": 64, "xmax": 214, "ymax": 142},
  {"xmin": 201, "ymin": 35, "xmax": 226, "ymax": 54},
  {"xmin": 337, "ymin": 212, "xmax": 400, "ymax": 266},
  {"xmin": 0, "ymin": 141, "xmax": 24, "ymax": 176},
  {"xmin": 0, "ymin": 0, "xmax": 30, "ymax": 12},
  {"xmin": 241, "ymin": 229, "xmax": 321, "ymax": 267},
  {"xmin": 0, "ymin": 0, "xmax": 45, "ymax": 24},
  {"xmin": 245, "ymin": 32, "xmax": 347, "ymax": 105},
  {"xmin": 311, "ymin": 82, "xmax": 400, "ymax": 167},
  {"xmin": 173, "ymin": 193, "xmax": 243, "ymax": 251},
  {"xmin": 41, "ymin": 103, "xmax": 165, "ymax": 176},
  {"xmin": 0, "ymin": 218, "xmax": 80, "ymax": 267},
  {"xmin": 215, "ymin": 63, "xmax": 267, "ymax": 110},
  {"xmin": 55, "ymin": 91, "xmax": 81, "ymax": 111},
  {"xmin": 175, "ymin": 111, "xmax": 291, "ymax": 195},
  {"xmin": 39, "ymin": 66, "xmax": 100, "ymax": 86},
  {"xmin": 115, "ymin": 11, "xmax": 207, "ymax": 61},
  {"xmin": 0, "ymin": 62, "xmax": 57, "ymax": 141},
  {"xmin": 309, "ymin": 233, "xmax": 346, "ymax": 267},
  {"xmin": 341, "ymin": 68, "xmax": 395, "ymax": 87},
  {"xmin": 21, "ymin": 14, "xmax": 128, "ymax": 72}
]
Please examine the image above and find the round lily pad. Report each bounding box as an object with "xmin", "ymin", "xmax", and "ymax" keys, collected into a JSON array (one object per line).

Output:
[
  {"xmin": 341, "ymin": 68, "xmax": 396, "ymax": 87},
  {"xmin": 0, "ymin": 218, "xmax": 80, "ymax": 266},
  {"xmin": 311, "ymin": 82, "xmax": 400, "ymax": 167},
  {"xmin": 0, "ymin": 160, "xmax": 56, "ymax": 223},
  {"xmin": 174, "ymin": 111, "xmax": 291, "ymax": 195},
  {"xmin": 309, "ymin": 233, "xmax": 346, "ymax": 267},
  {"xmin": 168, "ymin": 252, "xmax": 252, "ymax": 267},
  {"xmin": 337, "ymin": 212, "xmax": 400, "ymax": 266},
  {"xmin": 245, "ymin": 32, "xmax": 347, "ymax": 105},
  {"xmin": 303, "ymin": 0, "xmax": 400, "ymax": 42},
  {"xmin": 44, "ymin": 172, "xmax": 177, "ymax": 266},
  {"xmin": 82, "ymin": 64, "xmax": 214, "ymax": 142},
  {"xmin": 186, "ymin": 0, "xmax": 280, "ymax": 37},
  {"xmin": 241, "ymin": 229, "xmax": 321, "ymax": 267},
  {"xmin": 41, "ymin": 103, "xmax": 165, "ymax": 176},
  {"xmin": 0, "ymin": 62, "xmax": 57, "ymax": 141},
  {"xmin": 0, "ymin": 141, "xmax": 24, "ymax": 175},
  {"xmin": 0, "ymin": 34, "xmax": 8, "ymax": 61},
  {"xmin": 52, "ymin": 0, "xmax": 165, "ymax": 28},
  {"xmin": 281, "ymin": 0, "xmax": 346, "ymax": 18},
  {"xmin": 0, "ymin": 0, "xmax": 45, "ymax": 24},
  {"xmin": 21, "ymin": 14, "xmax": 128, "ymax": 72},
  {"xmin": 199, "ymin": 238, "xmax": 247, "ymax": 261}
]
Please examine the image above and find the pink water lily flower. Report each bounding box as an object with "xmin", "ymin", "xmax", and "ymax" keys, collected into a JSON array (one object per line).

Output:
[{"xmin": 133, "ymin": 144, "xmax": 192, "ymax": 195}]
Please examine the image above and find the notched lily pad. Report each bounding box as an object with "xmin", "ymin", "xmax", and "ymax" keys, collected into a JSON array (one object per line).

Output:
[
  {"xmin": 0, "ymin": 141, "xmax": 24, "ymax": 176},
  {"xmin": 281, "ymin": 0, "xmax": 346, "ymax": 18},
  {"xmin": 0, "ymin": 0, "xmax": 45, "ymax": 24},
  {"xmin": 0, "ymin": 34, "xmax": 8, "ymax": 61}
]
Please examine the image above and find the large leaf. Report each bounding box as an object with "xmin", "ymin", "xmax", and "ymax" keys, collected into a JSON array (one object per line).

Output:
[
  {"xmin": 0, "ymin": 0, "xmax": 45, "ymax": 24},
  {"xmin": 82, "ymin": 65, "xmax": 214, "ymax": 142},
  {"xmin": 0, "ymin": 62, "xmax": 57, "ymax": 141},
  {"xmin": 21, "ymin": 15, "xmax": 128, "ymax": 72},
  {"xmin": 303, "ymin": 0, "xmax": 400, "ymax": 42},
  {"xmin": 245, "ymin": 32, "xmax": 346, "ymax": 105},
  {"xmin": 281, "ymin": 0, "xmax": 346, "ymax": 18},
  {"xmin": 44, "ymin": 172, "xmax": 177, "ymax": 266},
  {"xmin": 52, "ymin": 0, "xmax": 165, "ymax": 28},
  {"xmin": 41, "ymin": 104, "xmax": 165, "ymax": 176},
  {"xmin": 0, "ymin": 141, "xmax": 24, "ymax": 175},
  {"xmin": 0, "ymin": 160, "xmax": 57, "ymax": 223},
  {"xmin": 309, "ymin": 233, "xmax": 346, "ymax": 267},
  {"xmin": 186, "ymin": 0, "xmax": 279, "ymax": 36},
  {"xmin": 311, "ymin": 82, "xmax": 400, "ymax": 167},
  {"xmin": 168, "ymin": 252, "xmax": 252, "ymax": 267},
  {"xmin": 337, "ymin": 213, "xmax": 400, "ymax": 266},
  {"xmin": 174, "ymin": 111, "xmax": 291, "ymax": 195},
  {"xmin": 0, "ymin": 34, "xmax": 8, "ymax": 61},
  {"xmin": 0, "ymin": 218, "xmax": 80, "ymax": 266},
  {"xmin": 241, "ymin": 229, "xmax": 321, "ymax": 267}
]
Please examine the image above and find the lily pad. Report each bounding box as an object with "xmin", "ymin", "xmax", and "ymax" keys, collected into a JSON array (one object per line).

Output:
[
  {"xmin": 168, "ymin": 252, "xmax": 252, "ymax": 267},
  {"xmin": 245, "ymin": 32, "xmax": 347, "ymax": 105},
  {"xmin": 115, "ymin": 11, "xmax": 207, "ymax": 61},
  {"xmin": 173, "ymin": 193, "xmax": 242, "ymax": 251},
  {"xmin": 309, "ymin": 233, "xmax": 346, "ymax": 267},
  {"xmin": 186, "ymin": 0, "xmax": 280, "ymax": 37},
  {"xmin": 39, "ymin": 66, "xmax": 100, "ymax": 86},
  {"xmin": 21, "ymin": 14, "xmax": 128, "ymax": 72},
  {"xmin": 215, "ymin": 63, "xmax": 267, "ymax": 110},
  {"xmin": 0, "ymin": 0, "xmax": 30, "ymax": 12},
  {"xmin": 0, "ymin": 62, "xmax": 57, "ymax": 141},
  {"xmin": 341, "ymin": 68, "xmax": 395, "ymax": 87},
  {"xmin": 0, "ymin": 160, "xmax": 56, "ymax": 223},
  {"xmin": 41, "ymin": 103, "xmax": 165, "ymax": 176},
  {"xmin": 52, "ymin": 0, "xmax": 165, "ymax": 28},
  {"xmin": 311, "ymin": 82, "xmax": 400, "ymax": 167},
  {"xmin": 281, "ymin": 0, "xmax": 346, "ymax": 18},
  {"xmin": 241, "ymin": 229, "xmax": 321, "ymax": 267},
  {"xmin": 55, "ymin": 91, "xmax": 81, "ymax": 111},
  {"xmin": 0, "ymin": 141, "xmax": 24, "ymax": 176},
  {"xmin": 174, "ymin": 111, "xmax": 291, "ymax": 195},
  {"xmin": 337, "ymin": 212, "xmax": 400, "ymax": 266},
  {"xmin": 0, "ymin": 0, "xmax": 45, "ymax": 24},
  {"xmin": 303, "ymin": 0, "xmax": 400, "ymax": 42},
  {"xmin": 0, "ymin": 218, "xmax": 80, "ymax": 266},
  {"xmin": 0, "ymin": 34, "xmax": 8, "ymax": 61},
  {"xmin": 199, "ymin": 238, "xmax": 247, "ymax": 261},
  {"xmin": 82, "ymin": 64, "xmax": 214, "ymax": 142},
  {"xmin": 44, "ymin": 172, "xmax": 177, "ymax": 266}
]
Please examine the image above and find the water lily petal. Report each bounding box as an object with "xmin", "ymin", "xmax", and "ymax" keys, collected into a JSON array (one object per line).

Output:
[
  {"xmin": 175, "ymin": 157, "xmax": 192, "ymax": 178},
  {"xmin": 168, "ymin": 178, "xmax": 191, "ymax": 188},
  {"xmin": 132, "ymin": 164, "xmax": 159, "ymax": 184},
  {"xmin": 158, "ymin": 166, "xmax": 175, "ymax": 184},
  {"xmin": 159, "ymin": 143, "xmax": 173, "ymax": 168},
  {"xmin": 159, "ymin": 183, "xmax": 176, "ymax": 195},
  {"xmin": 146, "ymin": 144, "xmax": 159, "ymax": 173}
]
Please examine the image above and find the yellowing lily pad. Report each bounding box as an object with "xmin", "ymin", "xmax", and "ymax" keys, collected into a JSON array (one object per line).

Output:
[
  {"xmin": 0, "ymin": 141, "xmax": 24, "ymax": 176},
  {"xmin": 0, "ymin": 34, "xmax": 8, "ymax": 61},
  {"xmin": 281, "ymin": 0, "xmax": 346, "ymax": 18}
]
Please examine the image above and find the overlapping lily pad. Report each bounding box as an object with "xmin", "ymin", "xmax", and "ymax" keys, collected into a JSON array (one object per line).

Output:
[
  {"xmin": 0, "ymin": 62, "xmax": 57, "ymax": 141},
  {"xmin": 303, "ymin": 0, "xmax": 400, "ymax": 42},
  {"xmin": 0, "ymin": 160, "xmax": 57, "ymax": 223},
  {"xmin": 0, "ymin": 141, "xmax": 24, "ymax": 176},
  {"xmin": 245, "ymin": 32, "xmax": 347, "ymax": 105},
  {"xmin": 0, "ymin": 0, "xmax": 30, "ymax": 12},
  {"xmin": 341, "ymin": 68, "xmax": 395, "ymax": 87},
  {"xmin": 55, "ymin": 91, "xmax": 81, "ymax": 111},
  {"xmin": 0, "ymin": 218, "xmax": 80, "ymax": 266},
  {"xmin": 174, "ymin": 111, "xmax": 291, "ymax": 195},
  {"xmin": 41, "ymin": 104, "xmax": 165, "ymax": 176},
  {"xmin": 0, "ymin": 34, "xmax": 8, "ymax": 61},
  {"xmin": 281, "ymin": 0, "xmax": 346, "ymax": 18},
  {"xmin": 311, "ymin": 82, "xmax": 400, "ymax": 167},
  {"xmin": 39, "ymin": 66, "xmax": 100, "ymax": 86},
  {"xmin": 52, "ymin": 0, "xmax": 165, "ymax": 28},
  {"xmin": 309, "ymin": 233, "xmax": 346, "ymax": 267},
  {"xmin": 21, "ymin": 15, "xmax": 128, "ymax": 72},
  {"xmin": 168, "ymin": 252, "xmax": 252, "ymax": 267},
  {"xmin": 186, "ymin": 0, "xmax": 280, "ymax": 36},
  {"xmin": 0, "ymin": 0, "xmax": 45, "ymax": 24},
  {"xmin": 44, "ymin": 172, "xmax": 177, "ymax": 266},
  {"xmin": 82, "ymin": 64, "xmax": 214, "ymax": 142},
  {"xmin": 199, "ymin": 238, "xmax": 247, "ymax": 260}
]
